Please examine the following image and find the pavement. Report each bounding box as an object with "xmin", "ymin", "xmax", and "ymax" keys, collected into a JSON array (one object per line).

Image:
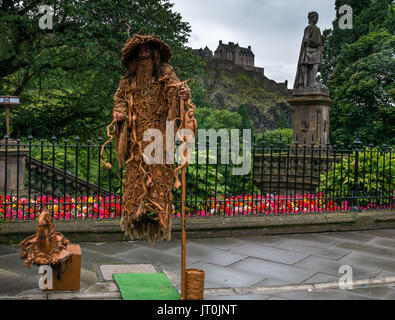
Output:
[{"xmin": 1, "ymin": 228, "xmax": 395, "ymax": 300}]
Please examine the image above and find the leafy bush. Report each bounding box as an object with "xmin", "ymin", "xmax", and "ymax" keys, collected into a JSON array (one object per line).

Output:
[
  {"xmin": 20, "ymin": 137, "xmax": 123, "ymax": 194},
  {"xmin": 318, "ymin": 148, "xmax": 394, "ymax": 201},
  {"xmin": 194, "ymin": 107, "xmax": 244, "ymax": 132},
  {"xmin": 184, "ymin": 147, "xmax": 259, "ymax": 201},
  {"xmin": 255, "ymin": 128, "xmax": 293, "ymax": 148}
]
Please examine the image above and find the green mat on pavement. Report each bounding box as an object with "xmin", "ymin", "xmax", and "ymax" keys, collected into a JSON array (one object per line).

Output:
[{"xmin": 113, "ymin": 273, "xmax": 181, "ymax": 300}]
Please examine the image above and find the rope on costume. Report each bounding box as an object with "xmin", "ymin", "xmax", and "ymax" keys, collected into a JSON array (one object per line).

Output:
[
  {"xmin": 169, "ymin": 78, "xmax": 196, "ymax": 189},
  {"xmin": 100, "ymin": 120, "xmax": 116, "ymax": 170}
]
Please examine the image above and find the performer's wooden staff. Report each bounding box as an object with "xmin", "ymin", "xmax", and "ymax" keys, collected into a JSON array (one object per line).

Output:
[{"xmin": 179, "ymin": 96, "xmax": 187, "ymax": 300}]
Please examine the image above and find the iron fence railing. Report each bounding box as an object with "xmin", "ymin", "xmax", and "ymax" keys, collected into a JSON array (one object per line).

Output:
[{"xmin": 0, "ymin": 134, "xmax": 393, "ymax": 221}]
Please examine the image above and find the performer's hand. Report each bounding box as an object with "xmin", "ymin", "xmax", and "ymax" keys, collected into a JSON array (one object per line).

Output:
[
  {"xmin": 178, "ymin": 86, "xmax": 191, "ymax": 100},
  {"xmin": 113, "ymin": 111, "xmax": 125, "ymax": 122}
]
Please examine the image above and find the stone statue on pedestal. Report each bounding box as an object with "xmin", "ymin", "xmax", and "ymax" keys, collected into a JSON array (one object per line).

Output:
[
  {"xmin": 254, "ymin": 11, "xmax": 334, "ymax": 195},
  {"xmin": 288, "ymin": 11, "xmax": 332, "ymax": 146},
  {"xmin": 293, "ymin": 11, "xmax": 325, "ymax": 91}
]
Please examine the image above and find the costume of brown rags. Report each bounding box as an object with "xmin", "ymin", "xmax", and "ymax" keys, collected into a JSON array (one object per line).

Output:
[{"xmin": 111, "ymin": 32, "xmax": 197, "ymax": 243}]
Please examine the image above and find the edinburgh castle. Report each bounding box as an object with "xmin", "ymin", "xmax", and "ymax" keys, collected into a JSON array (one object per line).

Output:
[{"xmin": 192, "ymin": 40, "xmax": 290, "ymax": 95}]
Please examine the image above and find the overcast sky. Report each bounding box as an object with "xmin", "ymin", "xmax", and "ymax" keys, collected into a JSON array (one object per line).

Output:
[{"xmin": 172, "ymin": 0, "xmax": 337, "ymax": 87}]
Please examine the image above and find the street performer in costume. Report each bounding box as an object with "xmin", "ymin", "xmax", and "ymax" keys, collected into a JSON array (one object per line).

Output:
[{"xmin": 111, "ymin": 23, "xmax": 197, "ymax": 243}]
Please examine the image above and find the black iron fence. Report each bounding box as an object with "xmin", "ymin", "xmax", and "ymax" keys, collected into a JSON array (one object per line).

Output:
[{"xmin": 0, "ymin": 134, "xmax": 393, "ymax": 221}]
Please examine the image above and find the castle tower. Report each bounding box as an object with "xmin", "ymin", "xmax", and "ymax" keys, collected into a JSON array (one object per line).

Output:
[{"xmin": 213, "ymin": 40, "xmax": 255, "ymax": 67}]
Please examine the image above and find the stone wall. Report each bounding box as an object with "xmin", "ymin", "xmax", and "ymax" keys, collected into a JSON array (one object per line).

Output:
[
  {"xmin": 206, "ymin": 59, "xmax": 290, "ymax": 95},
  {"xmin": 2, "ymin": 211, "xmax": 394, "ymax": 242}
]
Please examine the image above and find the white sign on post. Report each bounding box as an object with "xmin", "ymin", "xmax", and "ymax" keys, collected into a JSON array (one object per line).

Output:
[{"xmin": 0, "ymin": 96, "xmax": 20, "ymax": 105}]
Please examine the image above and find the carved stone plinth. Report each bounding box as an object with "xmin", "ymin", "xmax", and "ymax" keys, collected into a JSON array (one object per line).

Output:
[
  {"xmin": 288, "ymin": 89, "xmax": 332, "ymax": 146},
  {"xmin": 254, "ymin": 88, "xmax": 334, "ymax": 195},
  {"xmin": 0, "ymin": 139, "xmax": 28, "ymax": 196},
  {"xmin": 253, "ymin": 151, "xmax": 338, "ymax": 195}
]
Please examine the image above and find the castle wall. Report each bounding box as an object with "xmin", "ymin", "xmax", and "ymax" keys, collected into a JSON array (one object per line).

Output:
[{"xmin": 206, "ymin": 59, "xmax": 290, "ymax": 95}]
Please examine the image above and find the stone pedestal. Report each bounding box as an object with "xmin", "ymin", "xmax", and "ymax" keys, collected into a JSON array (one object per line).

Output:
[
  {"xmin": 44, "ymin": 244, "xmax": 82, "ymax": 292},
  {"xmin": 253, "ymin": 88, "xmax": 335, "ymax": 195},
  {"xmin": 254, "ymin": 151, "xmax": 338, "ymax": 195},
  {"xmin": 288, "ymin": 88, "xmax": 332, "ymax": 145},
  {"xmin": 0, "ymin": 139, "xmax": 28, "ymax": 196}
]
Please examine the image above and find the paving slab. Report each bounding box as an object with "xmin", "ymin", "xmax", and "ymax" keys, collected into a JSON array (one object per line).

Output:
[
  {"xmin": 1, "ymin": 229, "xmax": 395, "ymax": 300},
  {"xmin": 137, "ymin": 240, "xmax": 182, "ymax": 251},
  {"xmin": 274, "ymin": 239, "xmax": 351, "ymax": 260},
  {"xmin": 294, "ymin": 256, "xmax": 381, "ymax": 279},
  {"xmin": 166, "ymin": 243, "xmax": 247, "ymax": 267},
  {"xmin": 334, "ymin": 240, "xmax": 395, "ymax": 260},
  {"xmin": 0, "ymin": 252, "xmax": 39, "ymax": 277},
  {"xmin": 357, "ymin": 229, "xmax": 395, "ymax": 239},
  {"xmin": 320, "ymin": 231, "xmax": 376, "ymax": 243},
  {"xmin": 162, "ymin": 269, "xmax": 181, "ymax": 287},
  {"xmin": 281, "ymin": 233, "xmax": 340, "ymax": 246},
  {"xmin": 0, "ymin": 270, "xmax": 39, "ymax": 294},
  {"xmin": 79, "ymin": 241, "xmax": 140, "ymax": 256},
  {"xmin": 184, "ymin": 261, "xmax": 265, "ymax": 288},
  {"xmin": 82, "ymin": 281, "xmax": 119, "ymax": 293},
  {"xmin": 232, "ymin": 235, "xmax": 284, "ymax": 246},
  {"xmin": 229, "ymin": 257, "xmax": 316, "ymax": 285},
  {"xmin": 189, "ymin": 237, "xmax": 250, "ymax": 251},
  {"xmin": 301, "ymin": 272, "xmax": 341, "ymax": 284},
  {"xmin": 81, "ymin": 268, "xmax": 98, "ymax": 283},
  {"xmin": 254, "ymin": 277, "xmax": 293, "ymax": 287},
  {"xmin": 0, "ymin": 245, "xmax": 18, "ymax": 256},
  {"xmin": 99, "ymin": 264, "xmax": 157, "ymax": 281},
  {"xmin": 113, "ymin": 247, "xmax": 200, "ymax": 272},
  {"xmin": 376, "ymin": 271, "xmax": 395, "ymax": 278},
  {"xmin": 80, "ymin": 248, "xmax": 127, "ymax": 271},
  {"xmin": 230, "ymin": 243, "xmax": 309, "ymax": 265},
  {"xmin": 338, "ymin": 252, "xmax": 395, "ymax": 274},
  {"xmin": 365, "ymin": 237, "xmax": 395, "ymax": 249}
]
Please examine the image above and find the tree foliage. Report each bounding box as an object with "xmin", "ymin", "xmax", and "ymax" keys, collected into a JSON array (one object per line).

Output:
[
  {"xmin": 321, "ymin": 0, "xmax": 394, "ymax": 145},
  {"xmin": 255, "ymin": 128, "xmax": 293, "ymax": 148},
  {"xmin": 321, "ymin": 0, "xmax": 394, "ymax": 84},
  {"xmin": 328, "ymin": 30, "xmax": 394, "ymax": 145},
  {"xmin": 0, "ymin": 0, "xmax": 204, "ymax": 139},
  {"xmin": 194, "ymin": 107, "xmax": 243, "ymax": 132},
  {"xmin": 274, "ymin": 113, "xmax": 290, "ymax": 129}
]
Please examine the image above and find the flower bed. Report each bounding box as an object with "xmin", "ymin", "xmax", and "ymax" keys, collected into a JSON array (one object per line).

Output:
[
  {"xmin": 0, "ymin": 195, "xmax": 122, "ymax": 221},
  {"xmin": 0, "ymin": 193, "xmax": 393, "ymax": 222},
  {"xmin": 185, "ymin": 193, "xmax": 393, "ymax": 218}
]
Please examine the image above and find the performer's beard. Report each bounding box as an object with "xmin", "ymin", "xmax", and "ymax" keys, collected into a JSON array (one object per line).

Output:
[{"xmin": 136, "ymin": 58, "xmax": 154, "ymax": 91}]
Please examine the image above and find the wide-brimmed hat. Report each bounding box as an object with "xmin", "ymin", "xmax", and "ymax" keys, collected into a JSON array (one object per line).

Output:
[{"xmin": 120, "ymin": 32, "xmax": 172, "ymax": 67}]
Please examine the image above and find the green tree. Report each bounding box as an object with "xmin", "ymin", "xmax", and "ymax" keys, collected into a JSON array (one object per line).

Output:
[
  {"xmin": 321, "ymin": 0, "xmax": 394, "ymax": 145},
  {"xmin": 0, "ymin": 0, "xmax": 203, "ymax": 139},
  {"xmin": 321, "ymin": 0, "xmax": 394, "ymax": 84},
  {"xmin": 328, "ymin": 30, "xmax": 394, "ymax": 145},
  {"xmin": 275, "ymin": 113, "xmax": 290, "ymax": 129},
  {"xmin": 237, "ymin": 104, "xmax": 254, "ymax": 132},
  {"xmin": 194, "ymin": 107, "xmax": 243, "ymax": 132},
  {"xmin": 255, "ymin": 128, "xmax": 293, "ymax": 148}
]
